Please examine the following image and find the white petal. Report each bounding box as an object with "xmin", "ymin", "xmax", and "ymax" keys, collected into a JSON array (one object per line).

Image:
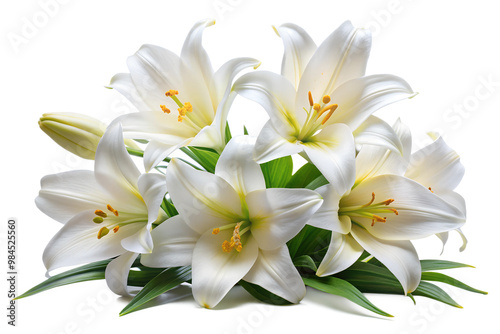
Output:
[
  {"xmin": 137, "ymin": 173, "xmax": 168, "ymax": 225},
  {"xmin": 188, "ymin": 123, "xmax": 225, "ymax": 153},
  {"xmin": 246, "ymin": 188, "xmax": 323, "ymax": 250},
  {"xmin": 105, "ymin": 252, "xmax": 139, "ymax": 296},
  {"xmin": 354, "ymin": 116, "xmax": 403, "ymax": 156},
  {"xmin": 121, "ymin": 225, "xmax": 154, "ymax": 254},
  {"xmin": 351, "ymin": 225, "xmax": 421, "ymax": 294},
  {"xmin": 35, "ymin": 170, "xmax": 108, "ymax": 223},
  {"xmin": 166, "ymin": 158, "xmax": 242, "ymax": 234},
  {"xmin": 143, "ymin": 138, "xmax": 192, "ymax": 172},
  {"xmin": 126, "ymin": 44, "xmax": 183, "ymax": 111},
  {"xmin": 181, "ymin": 19, "xmax": 215, "ymax": 89},
  {"xmin": 354, "ymin": 118, "xmax": 411, "ymax": 185},
  {"xmin": 192, "ymin": 230, "xmax": 259, "ymax": 308},
  {"xmin": 107, "ymin": 73, "xmax": 150, "ymax": 111},
  {"xmin": 307, "ymin": 184, "xmax": 351, "ymax": 234},
  {"xmin": 215, "ymin": 136, "xmax": 265, "ymax": 196},
  {"xmin": 296, "ymin": 21, "xmax": 372, "ymax": 112},
  {"xmin": 327, "ymin": 74, "xmax": 415, "ymax": 130},
  {"xmin": 406, "ymin": 137, "xmax": 465, "ymax": 192},
  {"xmin": 233, "ymin": 71, "xmax": 300, "ymax": 135},
  {"xmin": 302, "ymin": 123, "xmax": 356, "ymax": 195},
  {"xmin": 437, "ymin": 190, "xmax": 466, "ymax": 216},
  {"xmin": 42, "ymin": 210, "xmax": 144, "ymax": 273},
  {"xmin": 274, "ymin": 23, "xmax": 316, "ymax": 90},
  {"xmin": 344, "ymin": 175, "xmax": 465, "ymax": 240},
  {"xmin": 141, "ymin": 216, "xmax": 199, "ymax": 268},
  {"xmin": 243, "ymin": 246, "xmax": 306, "ymax": 303},
  {"xmin": 253, "ymin": 120, "xmax": 303, "ymax": 163},
  {"xmin": 316, "ymin": 232, "xmax": 364, "ymax": 276},
  {"xmin": 94, "ymin": 123, "xmax": 143, "ymax": 210}
]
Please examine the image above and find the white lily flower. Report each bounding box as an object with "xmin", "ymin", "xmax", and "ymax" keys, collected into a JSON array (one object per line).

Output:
[
  {"xmin": 308, "ymin": 121, "xmax": 465, "ymax": 293},
  {"xmin": 141, "ymin": 136, "xmax": 323, "ymax": 308},
  {"xmin": 36, "ymin": 123, "xmax": 168, "ymax": 280},
  {"xmin": 107, "ymin": 19, "xmax": 260, "ymax": 171},
  {"xmin": 233, "ymin": 21, "xmax": 415, "ymax": 194},
  {"xmin": 405, "ymin": 135, "xmax": 467, "ymax": 251}
]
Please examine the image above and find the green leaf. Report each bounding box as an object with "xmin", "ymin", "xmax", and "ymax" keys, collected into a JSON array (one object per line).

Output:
[
  {"xmin": 181, "ymin": 146, "xmax": 220, "ymax": 173},
  {"xmin": 225, "ymin": 121, "xmax": 232, "ymax": 144},
  {"xmin": 287, "ymin": 225, "xmax": 331, "ymax": 260},
  {"xmin": 239, "ymin": 280, "xmax": 292, "ymax": 305},
  {"xmin": 293, "ymin": 255, "xmax": 318, "ymax": 272},
  {"xmin": 16, "ymin": 259, "xmax": 112, "ymax": 299},
  {"xmin": 304, "ymin": 276, "xmax": 393, "ymax": 317},
  {"xmin": 120, "ymin": 266, "xmax": 192, "ymax": 316},
  {"xmin": 421, "ymin": 272, "xmax": 487, "ymax": 295},
  {"xmin": 160, "ymin": 197, "xmax": 178, "ymax": 218},
  {"xmin": 243, "ymin": 125, "xmax": 249, "ymax": 135},
  {"xmin": 287, "ymin": 163, "xmax": 322, "ymax": 188},
  {"xmin": 413, "ymin": 281, "xmax": 462, "ymax": 308},
  {"xmin": 305, "ymin": 175, "xmax": 329, "ymax": 190},
  {"xmin": 420, "ymin": 259, "xmax": 474, "ymax": 271},
  {"xmin": 260, "ymin": 156, "xmax": 293, "ymax": 188}
]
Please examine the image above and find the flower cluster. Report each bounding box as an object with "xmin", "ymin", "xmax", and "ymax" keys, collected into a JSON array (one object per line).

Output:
[{"xmin": 27, "ymin": 19, "xmax": 484, "ymax": 316}]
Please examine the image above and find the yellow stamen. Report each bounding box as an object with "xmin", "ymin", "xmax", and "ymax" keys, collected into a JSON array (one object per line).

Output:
[
  {"xmin": 165, "ymin": 90, "xmax": 179, "ymax": 97},
  {"xmin": 93, "ymin": 217, "xmax": 104, "ymax": 224},
  {"xmin": 184, "ymin": 102, "xmax": 193, "ymax": 112},
  {"xmin": 178, "ymin": 115, "xmax": 183, "ymax": 122},
  {"xmin": 97, "ymin": 226, "xmax": 109, "ymax": 239},
  {"xmin": 308, "ymin": 91, "xmax": 314, "ymax": 106},
  {"xmin": 322, "ymin": 95, "xmax": 331, "ymax": 104},
  {"xmin": 107, "ymin": 204, "xmax": 119, "ymax": 216},
  {"xmin": 113, "ymin": 226, "xmax": 120, "ymax": 233},
  {"xmin": 212, "ymin": 228, "xmax": 220, "ymax": 235},
  {"xmin": 362, "ymin": 192, "xmax": 376, "ymax": 208},
  {"xmin": 371, "ymin": 215, "xmax": 387, "ymax": 226},
  {"xmin": 382, "ymin": 198, "xmax": 395, "ymax": 205},
  {"xmin": 222, "ymin": 240, "xmax": 233, "ymax": 252},
  {"xmin": 178, "ymin": 107, "xmax": 187, "ymax": 116},
  {"xmin": 389, "ymin": 208, "xmax": 399, "ymax": 215},
  {"xmin": 160, "ymin": 105, "xmax": 171, "ymax": 114},
  {"xmin": 313, "ymin": 103, "xmax": 321, "ymax": 112},
  {"xmin": 428, "ymin": 187, "xmax": 434, "ymax": 193},
  {"xmin": 317, "ymin": 104, "xmax": 338, "ymax": 118},
  {"xmin": 220, "ymin": 222, "xmax": 244, "ymax": 253},
  {"xmin": 94, "ymin": 210, "xmax": 107, "ymax": 218}
]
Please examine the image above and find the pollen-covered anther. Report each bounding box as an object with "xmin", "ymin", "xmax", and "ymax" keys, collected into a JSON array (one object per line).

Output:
[
  {"xmin": 382, "ymin": 198, "xmax": 395, "ymax": 205},
  {"xmin": 107, "ymin": 204, "xmax": 119, "ymax": 216},
  {"xmin": 113, "ymin": 226, "xmax": 120, "ymax": 233},
  {"xmin": 371, "ymin": 215, "xmax": 387, "ymax": 226},
  {"xmin": 319, "ymin": 104, "xmax": 338, "ymax": 125},
  {"xmin": 322, "ymin": 95, "xmax": 331, "ymax": 104},
  {"xmin": 93, "ymin": 217, "xmax": 104, "ymax": 224},
  {"xmin": 308, "ymin": 91, "xmax": 314, "ymax": 106},
  {"xmin": 389, "ymin": 208, "xmax": 399, "ymax": 215},
  {"xmin": 94, "ymin": 210, "xmax": 107, "ymax": 218},
  {"xmin": 313, "ymin": 103, "xmax": 321, "ymax": 112},
  {"xmin": 212, "ymin": 228, "xmax": 220, "ymax": 235},
  {"xmin": 184, "ymin": 102, "xmax": 193, "ymax": 112},
  {"xmin": 97, "ymin": 226, "xmax": 109, "ymax": 239},
  {"xmin": 160, "ymin": 105, "xmax": 171, "ymax": 114},
  {"xmin": 165, "ymin": 90, "xmax": 179, "ymax": 97},
  {"xmin": 428, "ymin": 187, "xmax": 434, "ymax": 193}
]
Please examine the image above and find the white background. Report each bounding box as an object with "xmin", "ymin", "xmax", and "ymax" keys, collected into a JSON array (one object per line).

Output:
[{"xmin": 1, "ymin": 0, "xmax": 499, "ymax": 333}]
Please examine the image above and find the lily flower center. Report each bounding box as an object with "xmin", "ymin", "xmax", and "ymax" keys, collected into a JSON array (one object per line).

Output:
[
  {"xmin": 297, "ymin": 91, "xmax": 338, "ymax": 141},
  {"xmin": 212, "ymin": 221, "xmax": 251, "ymax": 253},
  {"xmin": 160, "ymin": 90, "xmax": 204, "ymax": 131},
  {"xmin": 92, "ymin": 204, "xmax": 145, "ymax": 239},
  {"xmin": 339, "ymin": 192, "xmax": 399, "ymax": 227}
]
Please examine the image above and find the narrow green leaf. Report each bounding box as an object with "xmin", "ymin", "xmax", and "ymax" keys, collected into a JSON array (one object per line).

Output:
[
  {"xmin": 287, "ymin": 163, "xmax": 322, "ymax": 188},
  {"xmin": 420, "ymin": 259, "xmax": 474, "ymax": 272},
  {"xmin": 120, "ymin": 266, "xmax": 192, "ymax": 316},
  {"xmin": 181, "ymin": 147, "xmax": 220, "ymax": 173},
  {"xmin": 239, "ymin": 280, "xmax": 292, "ymax": 305},
  {"xmin": 16, "ymin": 259, "xmax": 111, "ymax": 299},
  {"xmin": 225, "ymin": 121, "xmax": 232, "ymax": 144},
  {"xmin": 126, "ymin": 147, "xmax": 144, "ymax": 158},
  {"xmin": 260, "ymin": 156, "xmax": 293, "ymax": 188},
  {"xmin": 160, "ymin": 197, "xmax": 178, "ymax": 218},
  {"xmin": 293, "ymin": 255, "xmax": 318, "ymax": 272},
  {"xmin": 304, "ymin": 276, "xmax": 393, "ymax": 317},
  {"xmin": 243, "ymin": 125, "xmax": 249, "ymax": 135},
  {"xmin": 287, "ymin": 225, "xmax": 331, "ymax": 260},
  {"xmin": 413, "ymin": 281, "xmax": 462, "ymax": 308},
  {"xmin": 305, "ymin": 175, "xmax": 329, "ymax": 190},
  {"xmin": 421, "ymin": 272, "xmax": 487, "ymax": 295},
  {"xmin": 133, "ymin": 139, "xmax": 149, "ymax": 144}
]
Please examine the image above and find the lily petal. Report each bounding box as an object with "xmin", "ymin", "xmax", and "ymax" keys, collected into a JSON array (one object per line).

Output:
[
  {"xmin": 137, "ymin": 173, "xmax": 168, "ymax": 226},
  {"xmin": 307, "ymin": 184, "xmax": 351, "ymax": 234},
  {"xmin": 344, "ymin": 175, "xmax": 465, "ymax": 240},
  {"xmin": 405, "ymin": 136, "xmax": 465, "ymax": 192},
  {"xmin": 107, "ymin": 73, "xmax": 150, "ymax": 111},
  {"xmin": 327, "ymin": 74, "xmax": 415, "ymax": 130},
  {"xmin": 141, "ymin": 216, "xmax": 199, "ymax": 267},
  {"xmin": 143, "ymin": 138, "xmax": 192, "ymax": 172},
  {"xmin": 166, "ymin": 158, "xmax": 242, "ymax": 234},
  {"xmin": 302, "ymin": 123, "xmax": 356, "ymax": 195},
  {"xmin": 353, "ymin": 116, "xmax": 403, "ymax": 155},
  {"xmin": 215, "ymin": 136, "xmax": 265, "ymax": 196},
  {"xmin": 351, "ymin": 225, "xmax": 421, "ymax": 294},
  {"xmin": 243, "ymin": 245, "xmax": 306, "ymax": 303},
  {"xmin": 253, "ymin": 121, "xmax": 303, "ymax": 163},
  {"xmin": 247, "ymin": 188, "xmax": 323, "ymax": 251},
  {"xmin": 274, "ymin": 23, "xmax": 316, "ymax": 90},
  {"xmin": 192, "ymin": 230, "xmax": 259, "ymax": 308},
  {"xmin": 296, "ymin": 21, "xmax": 372, "ymax": 112},
  {"xmin": 316, "ymin": 232, "xmax": 364, "ymax": 276},
  {"xmin": 43, "ymin": 211, "xmax": 144, "ymax": 273},
  {"xmin": 35, "ymin": 170, "xmax": 109, "ymax": 223},
  {"xmin": 105, "ymin": 251, "xmax": 139, "ymax": 296}
]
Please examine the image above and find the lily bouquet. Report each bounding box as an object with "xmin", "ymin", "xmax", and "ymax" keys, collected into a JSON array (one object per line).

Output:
[{"xmin": 21, "ymin": 19, "xmax": 486, "ymax": 317}]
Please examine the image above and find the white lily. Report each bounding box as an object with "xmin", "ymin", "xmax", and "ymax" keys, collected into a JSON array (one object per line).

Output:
[
  {"xmin": 108, "ymin": 19, "xmax": 260, "ymax": 171},
  {"xmin": 233, "ymin": 21, "xmax": 415, "ymax": 194},
  {"xmin": 405, "ymin": 135, "xmax": 467, "ymax": 251},
  {"xmin": 141, "ymin": 136, "xmax": 323, "ymax": 308},
  {"xmin": 36, "ymin": 123, "xmax": 168, "ymax": 280},
  {"xmin": 308, "ymin": 121, "xmax": 465, "ymax": 293}
]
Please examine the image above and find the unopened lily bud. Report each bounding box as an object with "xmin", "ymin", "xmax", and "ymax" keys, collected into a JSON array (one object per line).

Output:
[{"xmin": 39, "ymin": 112, "xmax": 139, "ymax": 160}]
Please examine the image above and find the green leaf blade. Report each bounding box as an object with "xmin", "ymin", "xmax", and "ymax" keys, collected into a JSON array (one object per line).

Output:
[{"xmin": 239, "ymin": 280, "xmax": 292, "ymax": 305}]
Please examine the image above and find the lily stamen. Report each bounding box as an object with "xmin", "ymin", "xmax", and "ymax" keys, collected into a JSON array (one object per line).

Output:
[{"xmin": 107, "ymin": 204, "xmax": 119, "ymax": 216}]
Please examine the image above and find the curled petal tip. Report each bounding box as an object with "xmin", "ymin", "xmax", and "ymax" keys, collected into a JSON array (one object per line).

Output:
[
  {"xmin": 254, "ymin": 61, "xmax": 262, "ymax": 70},
  {"xmin": 272, "ymin": 25, "xmax": 280, "ymax": 37}
]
